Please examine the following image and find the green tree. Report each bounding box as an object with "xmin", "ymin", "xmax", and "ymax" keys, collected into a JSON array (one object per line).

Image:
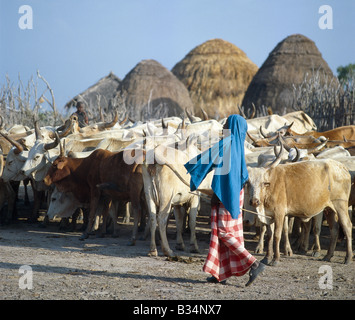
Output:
[{"xmin": 337, "ymin": 63, "xmax": 355, "ymax": 83}]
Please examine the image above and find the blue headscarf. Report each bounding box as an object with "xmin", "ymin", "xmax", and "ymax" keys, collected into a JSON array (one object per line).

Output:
[{"xmin": 184, "ymin": 114, "xmax": 249, "ymax": 219}]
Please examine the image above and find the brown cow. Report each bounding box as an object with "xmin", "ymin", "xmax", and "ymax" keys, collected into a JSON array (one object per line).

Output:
[
  {"xmin": 246, "ymin": 157, "xmax": 353, "ymax": 266},
  {"xmin": 287, "ymin": 125, "xmax": 355, "ymax": 141},
  {"xmin": 44, "ymin": 147, "xmax": 145, "ymax": 244}
]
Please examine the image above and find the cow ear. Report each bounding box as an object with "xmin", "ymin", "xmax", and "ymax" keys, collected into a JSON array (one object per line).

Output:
[
  {"xmin": 56, "ymin": 159, "xmax": 67, "ymax": 170},
  {"xmin": 52, "ymin": 165, "xmax": 70, "ymax": 182}
]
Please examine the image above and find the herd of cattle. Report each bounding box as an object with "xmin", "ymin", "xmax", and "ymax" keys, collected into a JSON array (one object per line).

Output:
[{"xmin": 0, "ymin": 110, "xmax": 354, "ymax": 266}]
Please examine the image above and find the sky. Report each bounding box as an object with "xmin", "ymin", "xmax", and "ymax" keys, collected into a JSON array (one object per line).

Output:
[{"xmin": 1, "ymin": 0, "xmax": 354, "ymax": 114}]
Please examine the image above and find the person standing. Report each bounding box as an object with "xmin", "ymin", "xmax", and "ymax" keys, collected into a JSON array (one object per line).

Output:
[
  {"xmin": 72, "ymin": 101, "xmax": 89, "ymax": 128},
  {"xmin": 184, "ymin": 114, "xmax": 265, "ymax": 286}
]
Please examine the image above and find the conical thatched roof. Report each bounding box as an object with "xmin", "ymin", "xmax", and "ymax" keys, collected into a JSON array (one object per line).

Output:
[
  {"xmin": 171, "ymin": 38, "xmax": 258, "ymax": 119},
  {"xmin": 116, "ymin": 59, "xmax": 194, "ymax": 121},
  {"xmin": 64, "ymin": 72, "xmax": 121, "ymax": 116},
  {"xmin": 242, "ymin": 34, "xmax": 336, "ymax": 116}
]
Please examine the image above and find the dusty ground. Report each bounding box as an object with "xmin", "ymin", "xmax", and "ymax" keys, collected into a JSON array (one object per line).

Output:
[{"xmin": 0, "ymin": 192, "xmax": 354, "ymax": 302}]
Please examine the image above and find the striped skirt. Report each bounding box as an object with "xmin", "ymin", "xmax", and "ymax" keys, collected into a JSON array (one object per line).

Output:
[{"xmin": 203, "ymin": 189, "xmax": 256, "ymax": 281}]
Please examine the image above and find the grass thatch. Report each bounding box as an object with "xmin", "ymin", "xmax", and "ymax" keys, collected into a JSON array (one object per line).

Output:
[
  {"xmin": 171, "ymin": 38, "xmax": 258, "ymax": 119},
  {"xmin": 115, "ymin": 59, "xmax": 194, "ymax": 121},
  {"xmin": 64, "ymin": 72, "xmax": 121, "ymax": 121},
  {"xmin": 242, "ymin": 34, "xmax": 336, "ymax": 117}
]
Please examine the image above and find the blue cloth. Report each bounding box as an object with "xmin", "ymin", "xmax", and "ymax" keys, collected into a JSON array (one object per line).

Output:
[{"xmin": 184, "ymin": 115, "xmax": 249, "ymax": 219}]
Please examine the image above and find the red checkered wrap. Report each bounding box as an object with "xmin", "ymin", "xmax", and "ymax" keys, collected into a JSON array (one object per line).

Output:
[{"xmin": 203, "ymin": 189, "xmax": 256, "ymax": 281}]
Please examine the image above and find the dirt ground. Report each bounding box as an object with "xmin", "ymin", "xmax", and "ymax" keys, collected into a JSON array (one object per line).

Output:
[{"xmin": 0, "ymin": 191, "xmax": 354, "ymax": 302}]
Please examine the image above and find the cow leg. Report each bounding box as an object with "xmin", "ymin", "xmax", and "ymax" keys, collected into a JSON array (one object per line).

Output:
[
  {"xmin": 123, "ymin": 202, "xmax": 131, "ymax": 224},
  {"xmin": 323, "ymin": 208, "xmax": 338, "ymax": 262},
  {"xmin": 146, "ymin": 197, "xmax": 158, "ymax": 257},
  {"xmin": 157, "ymin": 207, "xmax": 174, "ymax": 257},
  {"xmin": 311, "ymin": 213, "xmax": 323, "ymax": 257},
  {"xmin": 283, "ymin": 216, "xmax": 293, "ymax": 257},
  {"xmin": 333, "ymin": 201, "xmax": 353, "ymax": 264},
  {"xmin": 255, "ymin": 224, "xmax": 266, "ymax": 254},
  {"xmin": 188, "ymin": 197, "xmax": 199, "ymax": 253},
  {"xmin": 80, "ymin": 195, "xmax": 100, "ymax": 240},
  {"xmin": 262, "ymin": 222, "xmax": 274, "ymax": 265},
  {"xmin": 174, "ymin": 205, "xmax": 185, "ymax": 251},
  {"xmin": 110, "ymin": 201, "xmax": 120, "ymax": 238},
  {"xmin": 299, "ymin": 219, "xmax": 312, "ymax": 254},
  {"xmin": 128, "ymin": 204, "xmax": 142, "ymax": 246},
  {"xmin": 271, "ymin": 212, "xmax": 285, "ymax": 266},
  {"xmin": 23, "ymin": 178, "xmax": 30, "ymax": 206},
  {"xmin": 97, "ymin": 199, "xmax": 112, "ymax": 238}
]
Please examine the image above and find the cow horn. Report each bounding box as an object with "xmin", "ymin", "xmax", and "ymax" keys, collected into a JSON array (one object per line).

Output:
[
  {"xmin": 200, "ymin": 107, "xmax": 209, "ymax": 120},
  {"xmin": 119, "ymin": 114, "xmax": 128, "ymax": 126},
  {"xmin": 266, "ymin": 134, "xmax": 283, "ymax": 169},
  {"xmin": 238, "ymin": 106, "xmax": 246, "ymax": 119},
  {"xmin": 247, "ymin": 132, "xmax": 258, "ymax": 145},
  {"xmin": 104, "ymin": 111, "xmax": 119, "ymax": 129},
  {"xmin": 0, "ymin": 131, "xmax": 23, "ymax": 154},
  {"xmin": 278, "ymin": 134, "xmax": 293, "ymax": 152},
  {"xmin": 44, "ymin": 131, "xmax": 60, "ymax": 150},
  {"xmin": 162, "ymin": 118, "xmax": 168, "ymax": 129},
  {"xmin": 57, "ymin": 118, "xmax": 75, "ymax": 138},
  {"xmin": 260, "ymin": 126, "xmax": 272, "ymax": 139},
  {"xmin": 307, "ymin": 139, "xmax": 328, "ymax": 154},
  {"xmin": 185, "ymin": 108, "xmax": 194, "ymax": 123},
  {"xmin": 250, "ymin": 103, "xmax": 256, "ymax": 119},
  {"xmin": 291, "ymin": 147, "xmax": 301, "ymax": 163},
  {"xmin": 34, "ymin": 120, "xmax": 42, "ymax": 140}
]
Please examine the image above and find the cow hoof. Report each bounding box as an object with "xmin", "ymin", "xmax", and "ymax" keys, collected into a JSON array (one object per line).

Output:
[
  {"xmin": 322, "ymin": 255, "xmax": 332, "ymax": 262},
  {"xmin": 255, "ymin": 247, "xmax": 264, "ymax": 254},
  {"xmin": 260, "ymin": 257, "xmax": 271, "ymax": 265},
  {"xmin": 190, "ymin": 246, "xmax": 200, "ymax": 254},
  {"xmin": 79, "ymin": 233, "xmax": 89, "ymax": 241},
  {"xmin": 312, "ymin": 251, "xmax": 321, "ymax": 258},
  {"xmin": 163, "ymin": 250, "xmax": 174, "ymax": 257},
  {"xmin": 344, "ymin": 257, "xmax": 352, "ymax": 265},
  {"xmin": 269, "ymin": 259, "xmax": 280, "ymax": 266},
  {"xmin": 175, "ymin": 243, "xmax": 185, "ymax": 251},
  {"xmin": 148, "ymin": 250, "xmax": 158, "ymax": 257}
]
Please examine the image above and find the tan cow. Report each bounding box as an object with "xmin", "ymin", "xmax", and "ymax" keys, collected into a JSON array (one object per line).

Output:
[{"xmin": 246, "ymin": 158, "xmax": 353, "ymax": 266}]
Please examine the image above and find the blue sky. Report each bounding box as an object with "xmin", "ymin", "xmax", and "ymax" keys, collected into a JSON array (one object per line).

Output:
[{"xmin": 1, "ymin": 0, "xmax": 354, "ymax": 114}]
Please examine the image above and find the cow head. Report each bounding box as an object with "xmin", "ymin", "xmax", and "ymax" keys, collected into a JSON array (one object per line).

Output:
[
  {"xmin": 21, "ymin": 123, "xmax": 60, "ymax": 177},
  {"xmin": 43, "ymin": 156, "xmax": 71, "ymax": 186},
  {"xmin": 245, "ymin": 141, "xmax": 284, "ymax": 210},
  {"xmin": 47, "ymin": 187, "xmax": 81, "ymax": 219},
  {"xmin": 0, "ymin": 131, "xmax": 28, "ymax": 182}
]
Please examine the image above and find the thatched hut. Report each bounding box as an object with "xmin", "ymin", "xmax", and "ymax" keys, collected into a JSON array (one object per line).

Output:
[
  {"xmin": 241, "ymin": 34, "xmax": 336, "ymax": 116},
  {"xmin": 171, "ymin": 38, "xmax": 258, "ymax": 119},
  {"xmin": 115, "ymin": 59, "xmax": 194, "ymax": 121},
  {"xmin": 64, "ymin": 72, "xmax": 121, "ymax": 119}
]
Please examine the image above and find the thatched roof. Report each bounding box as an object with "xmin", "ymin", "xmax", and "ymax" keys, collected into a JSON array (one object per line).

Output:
[
  {"xmin": 171, "ymin": 38, "xmax": 258, "ymax": 119},
  {"xmin": 64, "ymin": 72, "xmax": 121, "ymax": 117},
  {"xmin": 241, "ymin": 34, "xmax": 336, "ymax": 116},
  {"xmin": 115, "ymin": 59, "xmax": 194, "ymax": 121}
]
